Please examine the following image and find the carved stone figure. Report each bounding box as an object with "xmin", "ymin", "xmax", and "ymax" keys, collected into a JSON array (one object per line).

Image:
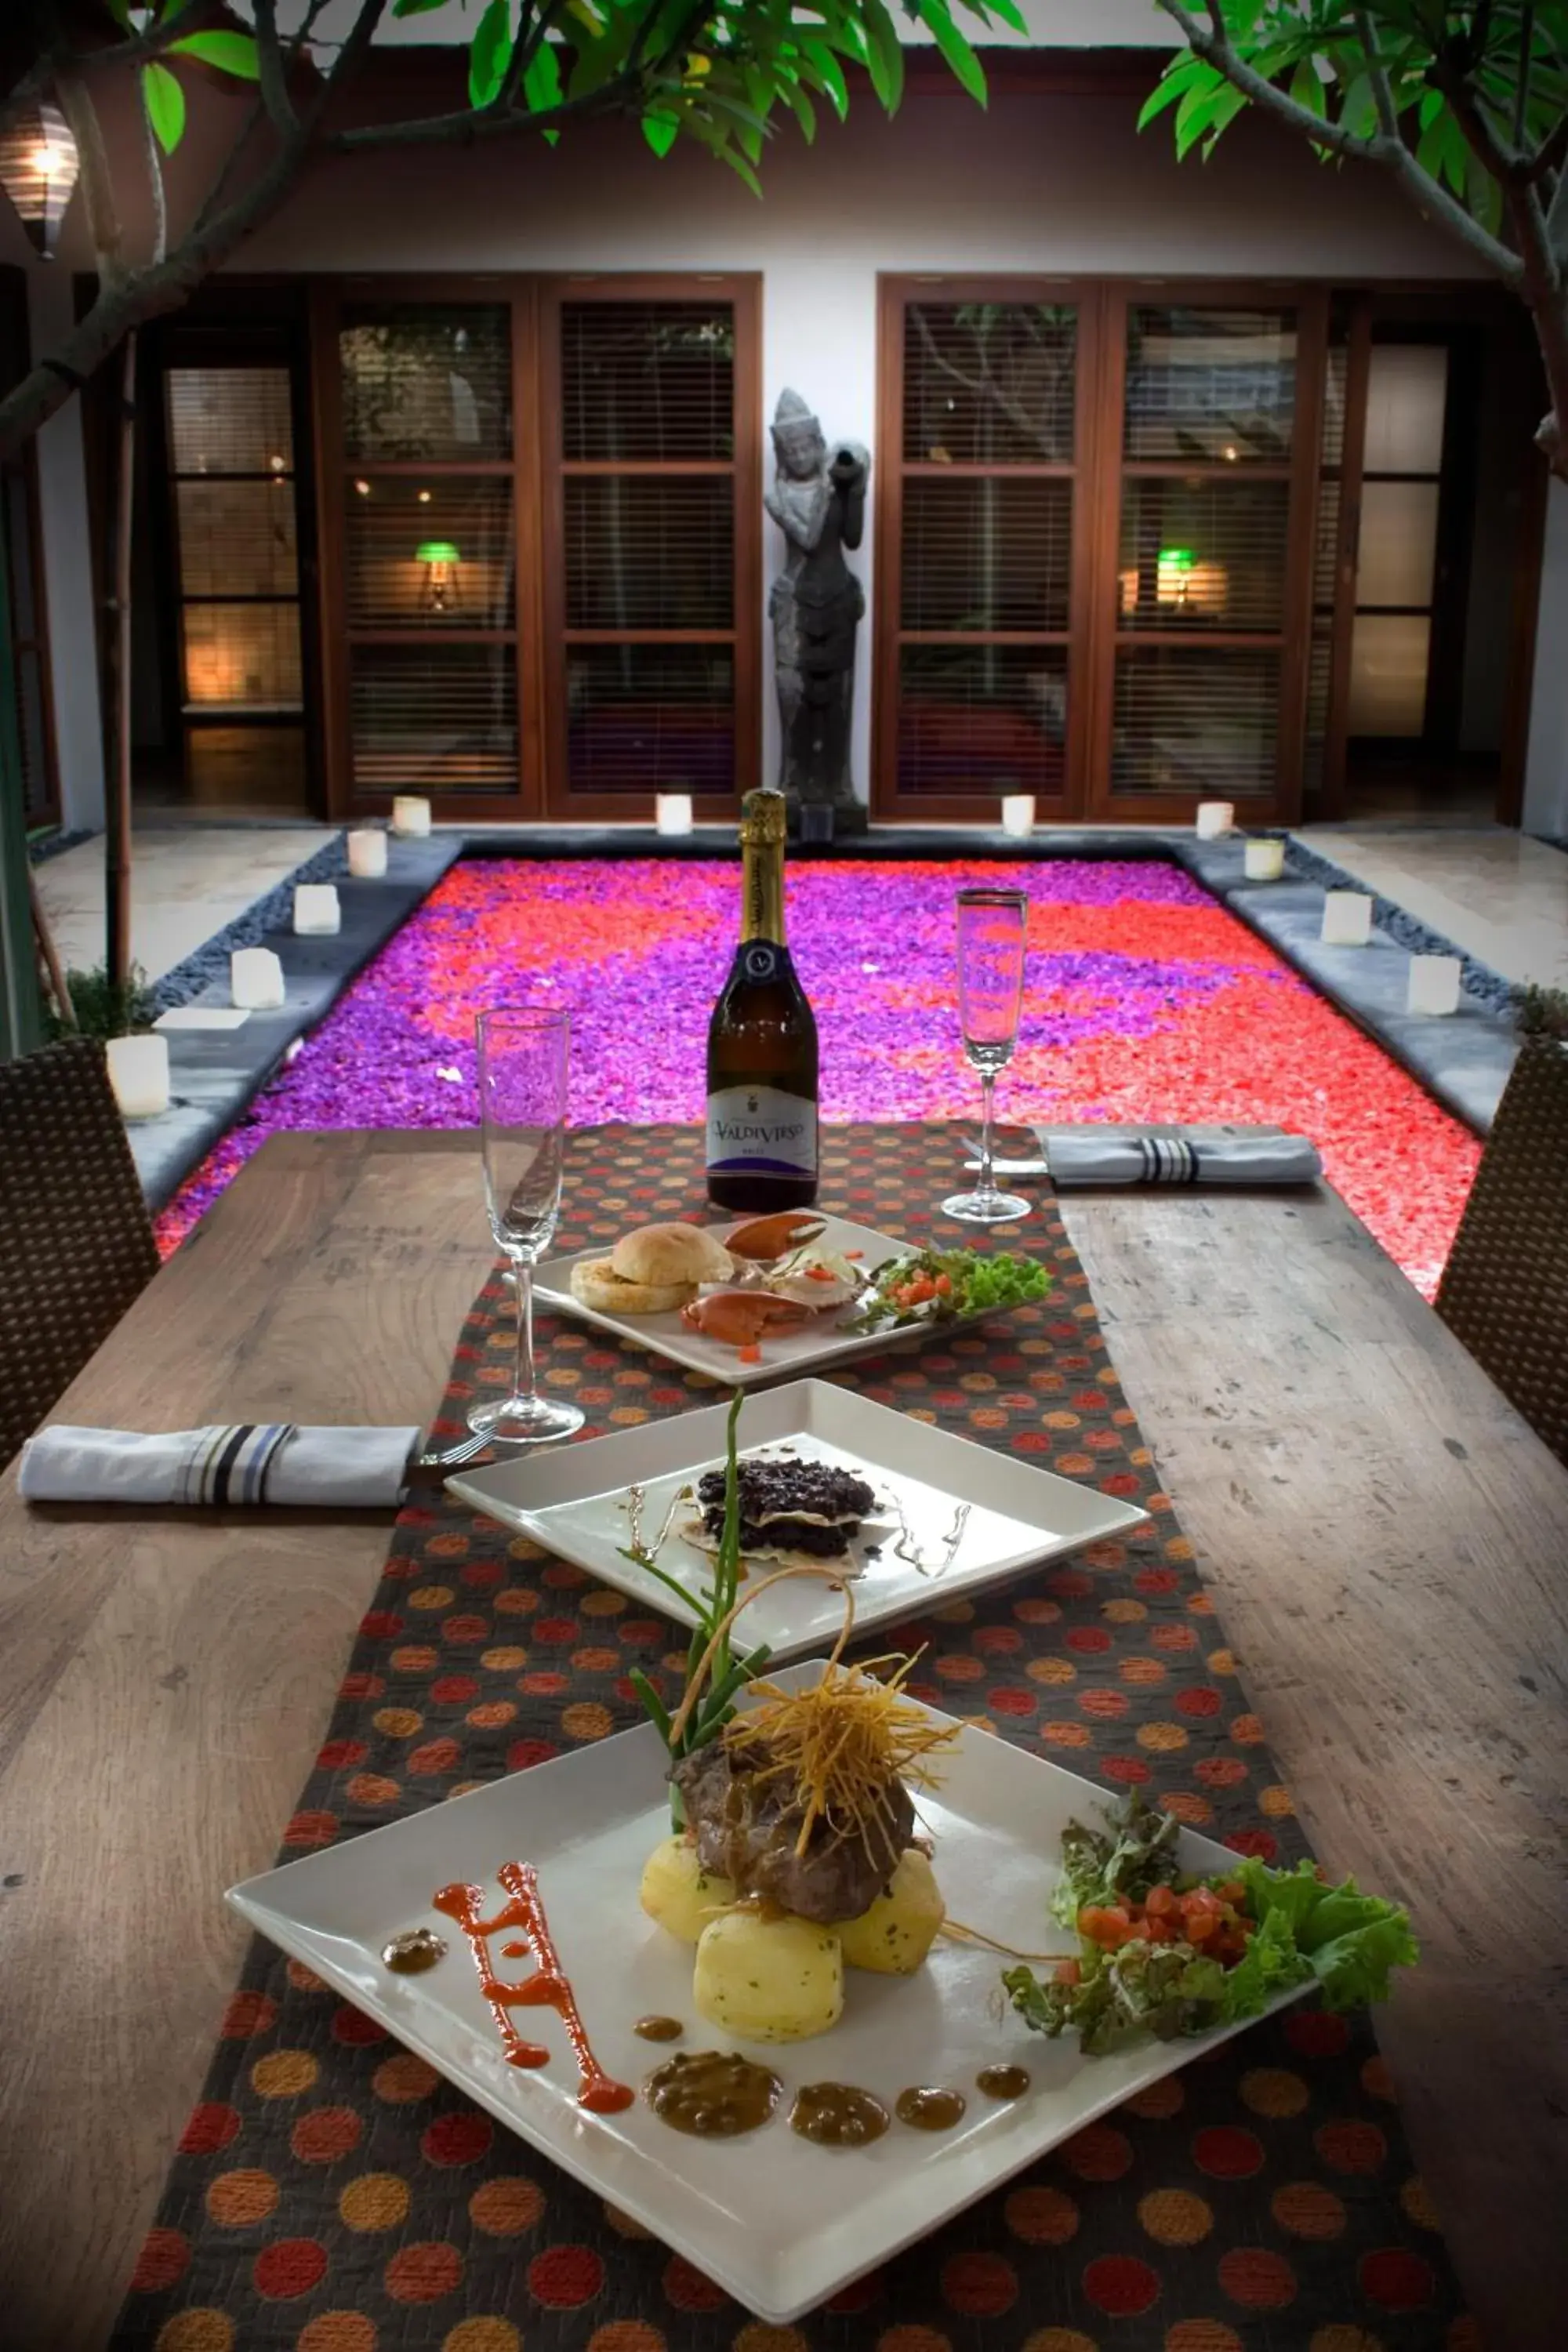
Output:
[{"xmin": 765, "ymin": 389, "xmax": 870, "ymax": 832}]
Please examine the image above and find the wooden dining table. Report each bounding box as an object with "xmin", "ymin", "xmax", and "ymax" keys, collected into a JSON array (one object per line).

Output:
[{"xmin": 2, "ymin": 1127, "xmax": 1566, "ymax": 2352}]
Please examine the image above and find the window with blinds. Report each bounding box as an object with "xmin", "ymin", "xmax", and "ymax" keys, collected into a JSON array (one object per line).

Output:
[
  {"xmin": 337, "ymin": 302, "xmax": 517, "ymax": 799},
  {"xmin": 884, "ymin": 296, "xmax": 1080, "ymax": 808},
  {"xmin": 1109, "ymin": 304, "xmax": 1299, "ymax": 800},
  {"xmin": 165, "ymin": 366, "xmax": 303, "ymax": 715},
  {"xmin": 548, "ymin": 292, "xmax": 753, "ymax": 808}
]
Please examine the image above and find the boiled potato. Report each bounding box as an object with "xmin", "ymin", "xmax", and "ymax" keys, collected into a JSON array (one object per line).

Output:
[
  {"xmin": 639, "ymin": 1837, "xmax": 736, "ymax": 1945},
  {"xmin": 692, "ymin": 1907, "xmax": 844, "ymax": 2043},
  {"xmin": 838, "ymin": 1849, "xmax": 946, "ymax": 1976}
]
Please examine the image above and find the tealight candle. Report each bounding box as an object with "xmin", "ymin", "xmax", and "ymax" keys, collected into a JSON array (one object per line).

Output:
[
  {"xmin": 1000, "ymin": 794, "xmax": 1036, "ymax": 838},
  {"xmin": 107, "ymin": 1033, "xmax": 170, "ymax": 1121},
  {"xmin": 1196, "ymin": 800, "xmax": 1235, "ymax": 839},
  {"xmin": 1321, "ymin": 890, "xmax": 1373, "ymax": 947},
  {"xmin": 347, "ymin": 828, "xmax": 388, "ymax": 878},
  {"xmin": 1243, "ymin": 838, "xmax": 1286, "ymax": 882},
  {"xmin": 230, "ymin": 947, "xmax": 285, "ymax": 1009},
  {"xmin": 294, "ymin": 884, "xmax": 341, "ymax": 935},
  {"xmin": 1407, "ymin": 953, "xmax": 1461, "ymax": 1016},
  {"xmin": 656, "ymin": 793, "xmax": 694, "ymax": 837},
  {"xmin": 391, "ymin": 796, "xmax": 432, "ymax": 837}
]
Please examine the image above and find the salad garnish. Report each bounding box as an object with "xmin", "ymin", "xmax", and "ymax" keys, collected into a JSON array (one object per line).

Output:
[
  {"xmin": 847, "ymin": 1247, "xmax": 1051, "ymax": 1333},
  {"xmin": 1004, "ymin": 1791, "xmax": 1418, "ymax": 2056}
]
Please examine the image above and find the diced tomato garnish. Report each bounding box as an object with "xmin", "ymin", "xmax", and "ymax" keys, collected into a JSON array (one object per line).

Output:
[
  {"xmin": 1215, "ymin": 1881, "xmax": 1248, "ymax": 1907},
  {"xmin": 1183, "ymin": 1908, "xmax": 1217, "ymax": 1941},
  {"xmin": 804, "ymin": 1265, "xmax": 837, "ymax": 1282},
  {"xmin": 1054, "ymin": 1958, "xmax": 1081, "ymax": 1986},
  {"xmin": 737, "ymin": 1344, "xmax": 762, "ymax": 1364},
  {"xmin": 1144, "ymin": 1884, "xmax": 1176, "ymax": 1918},
  {"xmin": 1145, "ymin": 1915, "xmax": 1174, "ymax": 1944},
  {"xmin": 934, "ymin": 1273, "xmax": 953, "ymax": 1296},
  {"xmin": 908, "ymin": 1276, "xmax": 937, "ymax": 1304},
  {"xmin": 844, "ymin": 1251, "xmax": 864, "ymax": 1262}
]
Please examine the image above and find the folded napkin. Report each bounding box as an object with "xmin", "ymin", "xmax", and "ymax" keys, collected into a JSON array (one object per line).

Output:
[
  {"xmin": 17, "ymin": 1423, "xmax": 421, "ymax": 1509},
  {"xmin": 1034, "ymin": 1123, "xmax": 1322, "ymax": 1188}
]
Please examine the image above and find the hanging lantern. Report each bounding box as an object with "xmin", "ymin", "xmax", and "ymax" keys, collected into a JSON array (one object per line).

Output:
[
  {"xmin": 0, "ymin": 100, "xmax": 80, "ymax": 261},
  {"xmin": 417, "ymin": 540, "xmax": 461, "ymax": 614}
]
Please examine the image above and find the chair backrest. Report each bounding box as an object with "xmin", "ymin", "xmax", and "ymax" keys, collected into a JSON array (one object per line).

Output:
[
  {"xmin": 1436, "ymin": 1036, "xmax": 1568, "ymax": 1468},
  {"xmin": 0, "ymin": 1036, "xmax": 161, "ymax": 1468}
]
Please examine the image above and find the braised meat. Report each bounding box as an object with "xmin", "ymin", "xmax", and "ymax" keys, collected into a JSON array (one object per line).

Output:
[
  {"xmin": 671, "ymin": 1737, "xmax": 913, "ymax": 1925},
  {"xmin": 695, "ymin": 1458, "xmax": 877, "ymax": 1561}
]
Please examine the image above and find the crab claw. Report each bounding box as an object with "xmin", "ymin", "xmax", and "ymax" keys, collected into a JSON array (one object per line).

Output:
[
  {"xmin": 681, "ymin": 1288, "xmax": 815, "ymax": 1348},
  {"xmin": 725, "ymin": 1210, "xmax": 828, "ymax": 1263}
]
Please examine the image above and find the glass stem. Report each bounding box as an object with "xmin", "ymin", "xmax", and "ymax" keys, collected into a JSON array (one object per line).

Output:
[
  {"xmin": 513, "ymin": 1256, "xmax": 537, "ymax": 1409},
  {"xmin": 979, "ymin": 1070, "xmax": 996, "ymax": 1197}
]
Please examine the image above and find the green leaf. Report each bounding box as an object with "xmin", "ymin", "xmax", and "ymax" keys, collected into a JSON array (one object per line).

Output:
[
  {"xmin": 862, "ymin": 0, "xmax": 906, "ymax": 113},
  {"xmin": 982, "ymin": 0, "xmax": 1029, "ymax": 31},
  {"xmin": 914, "ymin": 0, "xmax": 987, "ymax": 107},
  {"xmin": 800, "ymin": 36, "xmax": 849, "ymax": 120},
  {"xmin": 781, "ymin": 76, "xmax": 817, "ymax": 143},
  {"xmin": 643, "ymin": 109, "xmax": 681, "ymax": 157},
  {"xmin": 167, "ymin": 30, "xmax": 260, "ymax": 78},
  {"xmin": 142, "ymin": 62, "xmax": 186, "ymax": 155},
  {"xmin": 1137, "ymin": 54, "xmax": 1219, "ymax": 132},
  {"xmin": 522, "ymin": 40, "xmax": 562, "ymax": 144},
  {"xmin": 468, "ymin": 0, "xmax": 513, "ymax": 109},
  {"xmin": 392, "ymin": 0, "xmax": 454, "ymax": 16}
]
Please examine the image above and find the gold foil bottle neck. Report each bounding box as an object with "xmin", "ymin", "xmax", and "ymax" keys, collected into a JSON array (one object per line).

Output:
[{"xmin": 739, "ymin": 789, "xmax": 787, "ymax": 849}]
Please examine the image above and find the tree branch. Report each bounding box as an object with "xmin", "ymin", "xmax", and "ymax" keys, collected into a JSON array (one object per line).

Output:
[
  {"xmin": 0, "ymin": 0, "xmax": 213, "ymax": 140},
  {"xmin": 140, "ymin": 63, "xmax": 168, "ymax": 268},
  {"xmin": 53, "ymin": 64, "xmax": 126, "ymax": 288},
  {"xmin": 1352, "ymin": 8, "xmax": 1400, "ymax": 141},
  {"xmin": 252, "ymin": 0, "xmax": 302, "ymax": 140},
  {"xmin": 1153, "ymin": 0, "xmax": 1525, "ymax": 285}
]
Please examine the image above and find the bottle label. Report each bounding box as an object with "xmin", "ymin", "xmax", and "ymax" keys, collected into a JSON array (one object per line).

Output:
[
  {"xmin": 706, "ymin": 1085, "xmax": 818, "ymax": 1178},
  {"xmin": 738, "ymin": 942, "xmax": 783, "ymax": 983}
]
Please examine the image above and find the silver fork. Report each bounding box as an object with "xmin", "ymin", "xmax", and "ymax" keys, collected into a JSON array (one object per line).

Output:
[{"xmin": 413, "ymin": 1428, "xmax": 494, "ymax": 1474}]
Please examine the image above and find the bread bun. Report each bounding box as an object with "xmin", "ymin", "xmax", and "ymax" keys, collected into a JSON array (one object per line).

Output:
[
  {"xmin": 569, "ymin": 1256, "xmax": 696, "ymax": 1316},
  {"xmin": 612, "ymin": 1221, "xmax": 732, "ymax": 1288}
]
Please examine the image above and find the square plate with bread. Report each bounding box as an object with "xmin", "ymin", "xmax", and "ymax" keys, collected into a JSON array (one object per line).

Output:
[{"xmin": 532, "ymin": 1210, "xmax": 1040, "ymax": 1386}]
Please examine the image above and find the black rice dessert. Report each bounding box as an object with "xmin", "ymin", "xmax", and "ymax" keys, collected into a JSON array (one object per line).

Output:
[{"xmin": 694, "ymin": 1457, "xmax": 877, "ymax": 1561}]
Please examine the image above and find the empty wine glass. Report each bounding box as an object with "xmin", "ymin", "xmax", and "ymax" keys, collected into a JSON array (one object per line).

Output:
[
  {"xmin": 469, "ymin": 1007, "xmax": 584, "ymax": 1446},
  {"xmin": 942, "ymin": 887, "xmax": 1032, "ymax": 1226}
]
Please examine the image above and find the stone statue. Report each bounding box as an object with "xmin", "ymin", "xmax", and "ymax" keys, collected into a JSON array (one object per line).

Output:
[{"xmin": 765, "ymin": 389, "xmax": 870, "ymax": 833}]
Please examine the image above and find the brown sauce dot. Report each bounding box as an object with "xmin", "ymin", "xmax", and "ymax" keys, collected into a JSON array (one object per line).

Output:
[
  {"xmin": 644, "ymin": 2049, "xmax": 781, "ymax": 2138},
  {"xmin": 381, "ymin": 1928, "xmax": 446, "ymax": 1975},
  {"xmin": 633, "ymin": 2015, "xmax": 684, "ymax": 2043},
  {"xmin": 976, "ymin": 2064, "xmax": 1030, "ymax": 2101},
  {"xmin": 789, "ymin": 2082, "xmax": 891, "ymax": 2149},
  {"xmin": 895, "ymin": 2085, "xmax": 967, "ymax": 2132}
]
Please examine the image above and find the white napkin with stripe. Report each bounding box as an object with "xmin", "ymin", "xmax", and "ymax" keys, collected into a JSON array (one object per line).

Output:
[
  {"xmin": 1036, "ymin": 1123, "xmax": 1321, "ymax": 1187},
  {"xmin": 17, "ymin": 1423, "xmax": 421, "ymax": 1508}
]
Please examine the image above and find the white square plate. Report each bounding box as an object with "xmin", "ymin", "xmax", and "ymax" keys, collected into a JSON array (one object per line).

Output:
[
  {"xmin": 448, "ymin": 1380, "xmax": 1149, "ymax": 1664},
  {"xmin": 532, "ymin": 1214, "xmax": 1038, "ymax": 1385},
  {"xmin": 230, "ymin": 1665, "xmax": 1304, "ymax": 2324}
]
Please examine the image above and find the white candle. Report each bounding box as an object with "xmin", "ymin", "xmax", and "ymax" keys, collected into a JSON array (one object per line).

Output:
[
  {"xmin": 1000, "ymin": 794, "xmax": 1036, "ymax": 838},
  {"xmin": 655, "ymin": 793, "xmax": 694, "ymax": 837},
  {"xmin": 107, "ymin": 1034, "xmax": 170, "ymax": 1121},
  {"xmin": 1407, "ymin": 953, "xmax": 1461, "ymax": 1016},
  {"xmin": 230, "ymin": 947, "xmax": 285, "ymax": 1009},
  {"xmin": 1322, "ymin": 889, "xmax": 1373, "ymax": 947},
  {"xmin": 347, "ymin": 828, "xmax": 387, "ymax": 878},
  {"xmin": 391, "ymin": 796, "xmax": 432, "ymax": 837},
  {"xmin": 1243, "ymin": 838, "xmax": 1286, "ymax": 882},
  {"xmin": 293, "ymin": 884, "xmax": 341, "ymax": 935},
  {"xmin": 1196, "ymin": 800, "xmax": 1235, "ymax": 839}
]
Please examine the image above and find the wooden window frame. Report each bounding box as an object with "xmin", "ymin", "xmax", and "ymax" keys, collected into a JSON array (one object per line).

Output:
[
  {"xmin": 0, "ymin": 266, "xmax": 61, "ymax": 833},
  {"xmin": 310, "ymin": 272, "xmax": 761, "ymax": 823}
]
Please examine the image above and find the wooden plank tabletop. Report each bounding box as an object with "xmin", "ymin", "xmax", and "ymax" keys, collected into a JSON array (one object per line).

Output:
[{"xmin": 1, "ymin": 1128, "xmax": 1565, "ymax": 2352}]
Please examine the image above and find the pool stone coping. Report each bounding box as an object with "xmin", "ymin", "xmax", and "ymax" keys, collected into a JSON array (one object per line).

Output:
[{"xmin": 125, "ymin": 822, "xmax": 1519, "ymax": 1214}]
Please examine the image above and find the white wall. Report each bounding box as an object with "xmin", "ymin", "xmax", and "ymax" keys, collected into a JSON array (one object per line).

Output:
[
  {"xmin": 1524, "ymin": 478, "xmax": 1568, "ymax": 838},
  {"xmin": 232, "ymin": 89, "xmax": 1480, "ymax": 801},
  {"xmin": 21, "ymin": 264, "xmax": 105, "ymax": 833}
]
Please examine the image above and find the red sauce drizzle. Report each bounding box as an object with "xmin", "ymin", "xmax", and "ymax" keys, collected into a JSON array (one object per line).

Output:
[{"xmin": 432, "ymin": 1863, "xmax": 633, "ymax": 2114}]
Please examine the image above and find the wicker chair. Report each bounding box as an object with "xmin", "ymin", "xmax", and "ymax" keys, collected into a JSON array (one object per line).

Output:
[
  {"xmin": 0, "ymin": 1037, "xmax": 161, "ymax": 1468},
  {"xmin": 1436, "ymin": 1036, "xmax": 1568, "ymax": 1468}
]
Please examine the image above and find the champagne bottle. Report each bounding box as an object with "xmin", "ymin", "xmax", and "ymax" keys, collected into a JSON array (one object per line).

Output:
[{"xmin": 706, "ymin": 789, "xmax": 819, "ymax": 1212}]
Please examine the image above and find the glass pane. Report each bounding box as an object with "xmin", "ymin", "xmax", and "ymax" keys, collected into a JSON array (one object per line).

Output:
[
  {"xmin": 346, "ymin": 477, "xmax": 514, "ymax": 629},
  {"xmin": 561, "ymin": 304, "xmax": 735, "ymax": 463},
  {"xmin": 564, "ymin": 477, "xmax": 732, "ymax": 630},
  {"xmin": 902, "ymin": 478, "xmax": 1072, "ymax": 633},
  {"xmin": 350, "ymin": 644, "xmax": 517, "ymax": 793},
  {"xmin": 1356, "ymin": 480, "xmax": 1439, "ymax": 611},
  {"xmin": 1348, "ymin": 613, "xmax": 1431, "ymax": 735},
  {"xmin": 1363, "ymin": 345, "xmax": 1447, "ymax": 474},
  {"xmin": 176, "ymin": 481, "xmax": 298, "ymax": 598},
  {"xmin": 897, "ymin": 645, "xmax": 1068, "ymax": 795},
  {"xmin": 1117, "ymin": 478, "xmax": 1288, "ymax": 633},
  {"xmin": 1124, "ymin": 307, "xmax": 1297, "ymax": 463},
  {"xmin": 1301, "ymin": 627, "xmax": 1332, "ymax": 795},
  {"xmin": 1321, "ymin": 340, "xmax": 1348, "ymax": 473},
  {"xmin": 168, "ymin": 368, "xmax": 293, "ymax": 475},
  {"xmin": 182, "ymin": 603, "xmax": 302, "ymax": 710},
  {"xmin": 902, "ymin": 303, "xmax": 1076, "ymax": 464},
  {"xmin": 1111, "ymin": 647, "xmax": 1279, "ymax": 795},
  {"xmin": 1313, "ymin": 476, "xmax": 1341, "ymax": 615},
  {"xmin": 340, "ymin": 305, "xmax": 511, "ymax": 463},
  {"xmin": 565, "ymin": 645, "xmax": 733, "ymax": 792}
]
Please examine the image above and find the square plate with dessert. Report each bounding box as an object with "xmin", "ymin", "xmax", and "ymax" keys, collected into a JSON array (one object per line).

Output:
[
  {"xmin": 447, "ymin": 1378, "xmax": 1150, "ymax": 1662},
  {"xmin": 531, "ymin": 1210, "xmax": 1051, "ymax": 1386}
]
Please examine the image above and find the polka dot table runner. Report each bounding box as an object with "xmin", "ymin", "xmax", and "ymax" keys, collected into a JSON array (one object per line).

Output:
[{"xmin": 114, "ymin": 1127, "xmax": 1470, "ymax": 2352}]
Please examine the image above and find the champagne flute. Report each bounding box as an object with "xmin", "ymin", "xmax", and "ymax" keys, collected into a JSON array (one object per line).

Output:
[
  {"xmin": 468, "ymin": 1007, "xmax": 584, "ymax": 1446},
  {"xmin": 941, "ymin": 887, "xmax": 1033, "ymax": 1226}
]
